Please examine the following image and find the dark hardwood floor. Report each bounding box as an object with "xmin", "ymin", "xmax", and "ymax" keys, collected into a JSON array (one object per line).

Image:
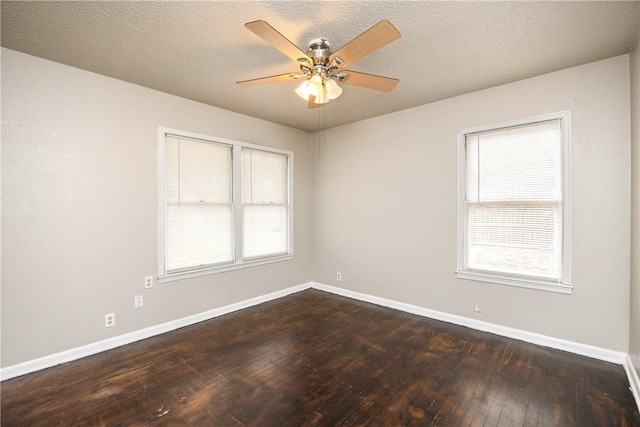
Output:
[{"xmin": 2, "ymin": 289, "xmax": 639, "ymax": 426}]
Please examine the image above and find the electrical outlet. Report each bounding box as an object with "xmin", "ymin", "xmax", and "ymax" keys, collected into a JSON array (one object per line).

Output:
[
  {"xmin": 135, "ymin": 295, "xmax": 143, "ymax": 309},
  {"xmin": 474, "ymin": 301, "xmax": 482, "ymax": 313},
  {"xmin": 337, "ymin": 272, "xmax": 342, "ymax": 281},
  {"xmin": 144, "ymin": 276, "xmax": 153, "ymax": 289},
  {"xmin": 105, "ymin": 313, "xmax": 115, "ymax": 327}
]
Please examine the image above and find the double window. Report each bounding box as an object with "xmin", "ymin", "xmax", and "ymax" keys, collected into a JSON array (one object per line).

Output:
[
  {"xmin": 158, "ymin": 128, "xmax": 293, "ymax": 281},
  {"xmin": 456, "ymin": 112, "xmax": 571, "ymax": 293}
]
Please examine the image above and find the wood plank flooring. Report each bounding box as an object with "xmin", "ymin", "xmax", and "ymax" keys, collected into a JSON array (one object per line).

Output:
[{"xmin": 2, "ymin": 289, "xmax": 639, "ymax": 426}]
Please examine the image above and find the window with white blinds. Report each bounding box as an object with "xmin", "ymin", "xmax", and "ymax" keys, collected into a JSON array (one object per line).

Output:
[
  {"xmin": 165, "ymin": 135, "xmax": 233, "ymax": 272},
  {"xmin": 456, "ymin": 112, "xmax": 571, "ymax": 293},
  {"xmin": 158, "ymin": 129, "xmax": 293, "ymax": 280},
  {"xmin": 242, "ymin": 148, "xmax": 289, "ymax": 259}
]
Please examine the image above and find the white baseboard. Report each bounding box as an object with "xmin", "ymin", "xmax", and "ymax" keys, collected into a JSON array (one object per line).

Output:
[
  {"xmin": 624, "ymin": 355, "xmax": 640, "ymax": 412},
  {"xmin": 0, "ymin": 283, "xmax": 310, "ymax": 381},
  {"xmin": 3, "ymin": 280, "xmax": 639, "ymax": 413}
]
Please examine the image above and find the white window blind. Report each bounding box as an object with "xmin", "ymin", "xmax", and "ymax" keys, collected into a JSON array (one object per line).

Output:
[
  {"xmin": 165, "ymin": 135, "xmax": 233, "ymax": 272},
  {"xmin": 242, "ymin": 148, "xmax": 289, "ymax": 259},
  {"xmin": 457, "ymin": 113, "xmax": 571, "ymax": 292}
]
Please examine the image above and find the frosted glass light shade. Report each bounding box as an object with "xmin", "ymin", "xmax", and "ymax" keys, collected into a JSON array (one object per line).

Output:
[
  {"xmin": 325, "ymin": 78, "xmax": 342, "ymax": 100},
  {"xmin": 295, "ymin": 80, "xmax": 311, "ymax": 100},
  {"xmin": 308, "ymin": 75, "xmax": 326, "ymax": 104}
]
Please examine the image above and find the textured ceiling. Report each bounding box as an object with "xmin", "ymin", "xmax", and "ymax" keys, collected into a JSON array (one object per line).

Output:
[{"xmin": 2, "ymin": 1, "xmax": 639, "ymax": 132}]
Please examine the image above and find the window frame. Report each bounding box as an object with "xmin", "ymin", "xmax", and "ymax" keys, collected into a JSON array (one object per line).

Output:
[
  {"xmin": 157, "ymin": 127, "xmax": 294, "ymax": 283},
  {"xmin": 456, "ymin": 111, "xmax": 572, "ymax": 294}
]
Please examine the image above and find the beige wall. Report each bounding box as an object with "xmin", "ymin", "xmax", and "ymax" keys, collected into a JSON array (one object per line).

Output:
[
  {"xmin": 1, "ymin": 49, "xmax": 313, "ymax": 367},
  {"xmin": 2, "ymin": 48, "xmax": 636, "ymax": 369},
  {"xmin": 631, "ymin": 36, "xmax": 640, "ymax": 370},
  {"xmin": 312, "ymin": 55, "xmax": 631, "ymax": 352}
]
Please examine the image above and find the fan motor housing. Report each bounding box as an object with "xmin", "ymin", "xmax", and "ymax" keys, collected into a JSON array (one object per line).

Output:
[{"xmin": 307, "ymin": 38, "xmax": 332, "ymax": 65}]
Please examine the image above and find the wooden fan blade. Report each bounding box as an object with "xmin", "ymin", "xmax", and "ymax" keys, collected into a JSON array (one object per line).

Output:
[
  {"xmin": 330, "ymin": 20, "xmax": 400, "ymax": 67},
  {"xmin": 340, "ymin": 70, "xmax": 399, "ymax": 92},
  {"xmin": 308, "ymin": 95, "xmax": 325, "ymax": 109},
  {"xmin": 245, "ymin": 20, "xmax": 311, "ymax": 63},
  {"xmin": 237, "ymin": 73, "xmax": 299, "ymax": 87}
]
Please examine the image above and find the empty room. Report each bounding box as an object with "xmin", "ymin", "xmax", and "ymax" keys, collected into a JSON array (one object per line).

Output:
[{"xmin": 2, "ymin": 1, "xmax": 640, "ymax": 425}]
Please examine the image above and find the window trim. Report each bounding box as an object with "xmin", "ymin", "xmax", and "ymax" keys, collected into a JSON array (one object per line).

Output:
[
  {"xmin": 157, "ymin": 127, "xmax": 294, "ymax": 283},
  {"xmin": 456, "ymin": 111, "xmax": 572, "ymax": 294}
]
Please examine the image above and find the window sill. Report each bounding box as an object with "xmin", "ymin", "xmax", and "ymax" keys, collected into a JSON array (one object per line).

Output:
[
  {"xmin": 456, "ymin": 270, "xmax": 572, "ymax": 294},
  {"xmin": 159, "ymin": 254, "xmax": 295, "ymax": 284}
]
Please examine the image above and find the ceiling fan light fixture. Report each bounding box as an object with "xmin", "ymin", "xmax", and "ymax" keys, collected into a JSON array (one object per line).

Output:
[{"xmin": 295, "ymin": 74, "xmax": 340, "ymax": 104}]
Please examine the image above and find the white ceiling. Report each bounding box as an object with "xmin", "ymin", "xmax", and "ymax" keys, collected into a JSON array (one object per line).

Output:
[{"xmin": 2, "ymin": 1, "xmax": 639, "ymax": 132}]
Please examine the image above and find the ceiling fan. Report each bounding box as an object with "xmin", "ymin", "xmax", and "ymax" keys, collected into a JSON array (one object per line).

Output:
[{"xmin": 237, "ymin": 20, "xmax": 401, "ymax": 109}]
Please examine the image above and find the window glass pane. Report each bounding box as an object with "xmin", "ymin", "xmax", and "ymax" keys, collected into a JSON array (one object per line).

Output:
[
  {"xmin": 167, "ymin": 205, "xmax": 233, "ymax": 271},
  {"xmin": 242, "ymin": 149, "xmax": 288, "ymax": 204},
  {"xmin": 243, "ymin": 205, "xmax": 288, "ymax": 259},
  {"xmin": 466, "ymin": 203, "xmax": 560, "ymax": 278}
]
